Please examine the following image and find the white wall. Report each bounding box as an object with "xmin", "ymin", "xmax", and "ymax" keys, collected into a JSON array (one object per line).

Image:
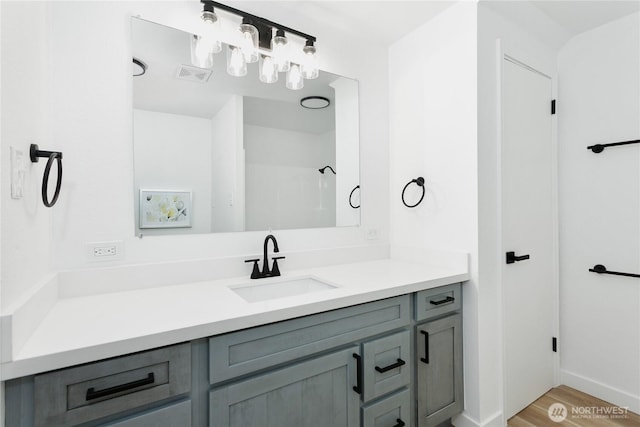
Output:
[
  {"xmin": 0, "ymin": 1, "xmax": 53, "ymax": 313},
  {"xmin": 244, "ymin": 124, "xmax": 335, "ymax": 231},
  {"xmin": 388, "ymin": 2, "xmax": 481, "ymax": 424},
  {"xmin": 211, "ymin": 95, "xmax": 244, "ymax": 233},
  {"xmin": 133, "ymin": 109, "xmax": 212, "ymax": 235},
  {"xmin": 558, "ymin": 12, "xmax": 640, "ymax": 412},
  {"xmin": 0, "ymin": 0, "xmax": 389, "ymax": 284}
]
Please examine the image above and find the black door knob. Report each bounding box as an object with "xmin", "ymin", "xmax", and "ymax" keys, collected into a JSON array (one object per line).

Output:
[{"xmin": 506, "ymin": 251, "xmax": 530, "ymax": 264}]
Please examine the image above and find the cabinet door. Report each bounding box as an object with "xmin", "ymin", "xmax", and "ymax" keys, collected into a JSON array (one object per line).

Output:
[
  {"xmin": 416, "ymin": 314, "xmax": 463, "ymax": 427},
  {"xmin": 210, "ymin": 347, "xmax": 360, "ymax": 427}
]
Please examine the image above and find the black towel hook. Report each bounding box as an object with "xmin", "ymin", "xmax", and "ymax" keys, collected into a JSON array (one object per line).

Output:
[
  {"xmin": 402, "ymin": 177, "xmax": 425, "ymax": 208},
  {"xmin": 349, "ymin": 185, "xmax": 360, "ymax": 209},
  {"xmin": 30, "ymin": 144, "xmax": 63, "ymax": 207}
]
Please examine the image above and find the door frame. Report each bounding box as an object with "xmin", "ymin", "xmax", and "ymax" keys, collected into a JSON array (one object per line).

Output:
[{"xmin": 495, "ymin": 39, "xmax": 560, "ymax": 420}]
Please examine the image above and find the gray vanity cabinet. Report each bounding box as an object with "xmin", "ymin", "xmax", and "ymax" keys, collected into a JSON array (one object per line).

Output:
[
  {"xmin": 4, "ymin": 284, "xmax": 465, "ymax": 427},
  {"xmin": 414, "ymin": 285, "xmax": 464, "ymax": 427},
  {"xmin": 209, "ymin": 347, "xmax": 360, "ymax": 427}
]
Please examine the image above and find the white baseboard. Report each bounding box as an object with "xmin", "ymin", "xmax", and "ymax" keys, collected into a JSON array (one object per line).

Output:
[
  {"xmin": 561, "ymin": 369, "xmax": 640, "ymax": 414},
  {"xmin": 453, "ymin": 411, "xmax": 504, "ymax": 427}
]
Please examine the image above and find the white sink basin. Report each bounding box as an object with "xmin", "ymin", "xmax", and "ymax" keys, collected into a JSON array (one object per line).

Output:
[{"xmin": 230, "ymin": 277, "xmax": 338, "ymax": 303}]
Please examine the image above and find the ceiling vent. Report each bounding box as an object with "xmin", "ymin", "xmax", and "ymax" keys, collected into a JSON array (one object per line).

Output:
[{"xmin": 175, "ymin": 64, "xmax": 212, "ymax": 83}]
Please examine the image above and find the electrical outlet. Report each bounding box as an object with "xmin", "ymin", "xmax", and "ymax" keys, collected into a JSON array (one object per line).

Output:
[
  {"xmin": 88, "ymin": 241, "xmax": 124, "ymax": 261},
  {"xmin": 366, "ymin": 228, "xmax": 379, "ymax": 240},
  {"xmin": 10, "ymin": 146, "xmax": 26, "ymax": 199}
]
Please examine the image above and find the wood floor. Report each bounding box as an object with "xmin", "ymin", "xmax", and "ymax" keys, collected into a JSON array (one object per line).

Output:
[{"xmin": 507, "ymin": 385, "xmax": 640, "ymax": 426}]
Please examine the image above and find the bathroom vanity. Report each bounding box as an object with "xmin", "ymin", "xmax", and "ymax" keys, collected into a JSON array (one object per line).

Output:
[{"xmin": 3, "ymin": 259, "xmax": 466, "ymax": 427}]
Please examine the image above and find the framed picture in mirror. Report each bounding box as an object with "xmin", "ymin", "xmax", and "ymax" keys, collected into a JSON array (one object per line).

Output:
[{"xmin": 139, "ymin": 189, "xmax": 192, "ymax": 229}]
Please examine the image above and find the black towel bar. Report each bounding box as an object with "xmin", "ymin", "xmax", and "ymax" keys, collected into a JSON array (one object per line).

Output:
[
  {"xmin": 589, "ymin": 264, "xmax": 640, "ymax": 278},
  {"xmin": 587, "ymin": 139, "xmax": 640, "ymax": 153}
]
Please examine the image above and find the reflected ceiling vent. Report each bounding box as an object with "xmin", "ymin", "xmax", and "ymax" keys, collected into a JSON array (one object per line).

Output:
[{"xmin": 175, "ymin": 64, "xmax": 212, "ymax": 83}]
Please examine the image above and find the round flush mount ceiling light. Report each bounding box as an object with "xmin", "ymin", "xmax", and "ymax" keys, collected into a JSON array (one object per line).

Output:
[
  {"xmin": 300, "ymin": 96, "xmax": 330, "ymax": 109},
  {"xmin": 133, "ymin": 57, "xmax": 147, "ymax": 76}
]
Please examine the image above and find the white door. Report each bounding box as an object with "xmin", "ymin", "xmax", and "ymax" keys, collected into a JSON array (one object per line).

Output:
[{"xmin": 502, "ymin": 56, "xmax": 555, "ymax": 419}]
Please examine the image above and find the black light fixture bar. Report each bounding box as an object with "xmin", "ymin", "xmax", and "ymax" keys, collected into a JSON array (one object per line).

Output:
[
  {"xmin": 202, "ymin": 0, "xmax": 316, "ymax": 44},
  {"xmin": 587, "ymin": 139, "xmax": 640, "ymax": 153}
]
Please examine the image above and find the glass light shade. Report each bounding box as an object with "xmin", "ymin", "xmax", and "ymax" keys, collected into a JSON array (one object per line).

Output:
[
  {"xmin": 302, "ymin": 45, "xmax": 319, "ymax": 79},
  {"xmin": 226, "ymin": 45, "xmax": 247, "ymax": 77},
  {"xmin": 239, "ymin": 23, "xmax": 259, "ymax": 63},
  {"xmin": 271, "ymin": 35, "xmax": 290, "ymax": 72},
  {"xmin": 259, "ymin": 55, "xmax": 278, "ymax": 84},
  {"xmin": 191, "ymin": 35, "xmax": 214, "ymax": 69},
  {"xmin": 200, "ymin": 10, "xmax": 222, "ymax": 54},
  {"xmin": 286, "ymin": 63, "xmax": 304, "ymax": 90}
]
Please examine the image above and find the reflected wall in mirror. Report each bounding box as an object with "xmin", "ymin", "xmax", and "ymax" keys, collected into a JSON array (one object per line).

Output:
[{"xmin": 132, "ymin": 18, "xmax": 360, "ymax": 235}]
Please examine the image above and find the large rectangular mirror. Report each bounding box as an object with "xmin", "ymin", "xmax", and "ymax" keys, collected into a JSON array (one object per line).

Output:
[{"xmin": 132, "ymin": 18, "xmax": 360, "ymax": 235}]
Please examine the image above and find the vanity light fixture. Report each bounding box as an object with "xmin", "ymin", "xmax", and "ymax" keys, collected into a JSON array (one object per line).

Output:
[
  {"xmin": 272, "ymin": 29, "xmax": 290, "ymax": 72},
  {"xmin": 302, "ymin": 41, "xmax": 319, "ymax": 79},
  {"xmin": 286, "ymin": 64, "xmax": 304, "ymax": 90},
  {"xmin": 301, "ymin": 96, "xmax": 330, "ymax": 109},
  {"xmin": 198, "ymin": 1, "xmax": 318, "ymax": 88},
  {"xmin": 226, "ymin": 45, "xmax": 247, "ymax": 77},
  {"xmin": 190, "ymin": 2, "xmax": 222, "ymax": 69}
]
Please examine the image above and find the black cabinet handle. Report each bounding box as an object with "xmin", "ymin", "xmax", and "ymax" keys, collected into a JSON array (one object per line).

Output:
[
  {"xmin": 420, "ymin": 330, "xmax": 429, "ymax": 364},
  {"xmin": 506, "ymin": 251, "xmax": 530, "ymax": 264},
  {"xmin": 375, "ymin": 358, "xmax": 406, "ymax": 373},
  {"xmin": 352, "ymin": 353, "xmax": 363, "ymax": 395},
  {"xmin": 430, "ymin": 296, "xmax": 454, "ymax": 306},
  {"xmin": 393, "ymin": 419, "xmax": 405, "ymax": 427},
  {"xmin": 86, "ymin": 373, "xmax": 155, "ymax": 401}
]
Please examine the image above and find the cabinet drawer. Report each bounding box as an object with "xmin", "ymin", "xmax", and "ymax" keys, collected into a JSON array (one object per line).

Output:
[
  {"xmin": 415, "ymin": 284, "xmax": 461, "ymax": 321},
  {"xmin": 362, "ymin": 388, "xmax": 410, "ymax": 427},
  {"xmin": 34, "ymin": 343, "xmax": 191, "ymax": 427},
  {"xmin": 209, "ymin": 295, "xmax": 410, "ymax": 384},
  {"xmin": 362, "ymin": 330, "xmax": 410, "ymax": 402},
  {"xmin": 106, "ymin": 399, "xmax": 191, "ymax": 427}
]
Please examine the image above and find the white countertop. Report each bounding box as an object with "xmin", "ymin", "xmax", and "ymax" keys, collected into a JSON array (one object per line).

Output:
[{"xmin": 1, "ymin": 258, "xmax": 468, "ymax": 380}]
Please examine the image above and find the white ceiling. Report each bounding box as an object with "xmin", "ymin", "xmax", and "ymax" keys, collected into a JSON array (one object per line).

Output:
[
  {"xmin": 532, "ymin": 1, "xmax": 640, "ymax": 37},
  {"xmin": 222, "ymin": 1, "xmax": 457, "ymax": 46},
  {"xmin": 482, "ymin": 0, "xmax": 640, "ymax": 49},
  {"xmin": 225, "ymin": 1, "xmax": 639, "ymax": 47}
]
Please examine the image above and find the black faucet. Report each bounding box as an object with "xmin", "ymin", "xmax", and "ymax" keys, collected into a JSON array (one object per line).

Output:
[{"xmin": 245, "ymin": 234, "xmax": 286, "ymax": 279}]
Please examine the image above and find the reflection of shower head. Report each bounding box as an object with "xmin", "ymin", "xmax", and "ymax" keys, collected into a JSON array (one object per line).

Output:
[{"xmin": 319, "ymin": 166, "xmax": 336, "ymax": 175}]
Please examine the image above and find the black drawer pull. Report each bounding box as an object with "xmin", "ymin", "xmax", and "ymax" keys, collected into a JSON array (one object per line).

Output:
[
  {"xmin": 393, "ymin": 419, "xmax": 405, "ymax": 427},
  {"xmin": 352, "ymin": 353, "xmax": 363, "ymax": 395},
  {"xmin": 375, "ymin": 358, "xmax": 406, "ymax": 373},
  {"xmin": 430, "ymin": 296, "xmax": 454, "ymax": 306},
  {"xmin": 86, "ymin": 372, "xmax": 155, "ymax": 401},
  {"xmin": 420, "ymin": 330, "xmax": 429, "ymax": 364}
]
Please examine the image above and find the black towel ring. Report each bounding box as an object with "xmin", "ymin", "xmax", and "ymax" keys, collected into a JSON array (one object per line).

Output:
[
  {"xmin": 402, "ymin": 177, "xmax": 425, "ymax": 208},
  {"xmin": 30, "ymin": 144, "xmax": 63, "ymax": 207},
  {"xmin": 349, "ymin": 185, "xmax": 360, "ymax": 209}
]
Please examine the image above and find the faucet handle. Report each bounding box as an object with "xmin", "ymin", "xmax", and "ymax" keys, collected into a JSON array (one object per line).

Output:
[
  {"xmin": 271, "ymin": 256, "xmax": 286, "ymax": 277},
  {"xmin": 244, "ymin": 259, "xmax": 260, "ymax": 279}
]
